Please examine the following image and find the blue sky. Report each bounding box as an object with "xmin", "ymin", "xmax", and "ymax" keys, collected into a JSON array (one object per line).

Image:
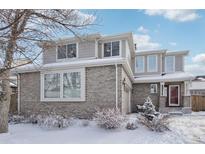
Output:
[{"xmin": 84, "ymin": 9, "xmax": 205, "ymax": 75}]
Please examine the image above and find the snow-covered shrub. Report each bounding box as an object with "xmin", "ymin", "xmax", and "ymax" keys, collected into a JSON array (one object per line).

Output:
[
  {"xmin": 37, "ymin": 115, "xmax": 72, "ymax": 129},
  {"xmin": 95, "ymin": 108, "xmax": 125, "ymax": 129},
  {"xmin": 136, "ymin": 96, "xmax": 159, "ymax": 120},
  {"xmin": 9, "ymin": 114, "xmax": 25, "ymax": 124},
  {"xmin": 136, "ymin": 96, "xmax": 169, "ymax": 132}
]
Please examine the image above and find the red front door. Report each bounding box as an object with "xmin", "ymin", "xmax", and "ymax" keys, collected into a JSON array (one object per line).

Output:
[{"xmin": 169, "ymin": 85, "xmax": 180, "ymax": 106}]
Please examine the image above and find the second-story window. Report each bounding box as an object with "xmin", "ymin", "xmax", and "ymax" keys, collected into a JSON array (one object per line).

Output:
[
  {"xmin": 147, "ymin": 55, "xmax": 158, "ymax": 72},
  {"xmin": 57, "ymin": 43, "xmax": 77, "ymax": 59},
  {"xmin": 135, "ymin": 56, "xmax": 144, "ymax": 73},
  {"xmin": 104, "ymin": 41, "xmax": 120, "ymax": 57},
  {"xmin": 165, "ymin": 56, "xmax": 175, "ymax": 73}
]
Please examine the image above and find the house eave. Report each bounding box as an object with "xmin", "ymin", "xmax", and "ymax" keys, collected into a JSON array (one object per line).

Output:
[{"xmin": 133, "ymin": 73, "xmax": 194, "ymax": 83}]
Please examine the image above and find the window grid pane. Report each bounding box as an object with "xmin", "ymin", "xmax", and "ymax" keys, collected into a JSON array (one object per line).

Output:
[
  {"xmin": 148, "ymin": 55, "xmax": 157, "ymax": 72},
  {"xmin": 104, "ymin": 42, "xmax": 111, "ymax": 57},
  {"xmin": 57, "ymin": 45, "xmax": 66, "ymax": 59},
  {"xmin": 44, "ymin": 74, "xmax": 60, "ymax": 98},
  {"xmin": 112, "ymin": 41, "xmax": 120, "ymax": 56},
  {"xmin": 165, "ymin": 56, "xmax": 174, "ymax": 72},
  {"xmin": 136, "ymin": 56, "xmax": 144, "ymax": 73},
  {"xmin": 63, "ymin": 72, "xmax": 81, "ymax": 98},
  {"xmin": 67, "ymin": 44, "xmax": 77, "ymax": 58}
]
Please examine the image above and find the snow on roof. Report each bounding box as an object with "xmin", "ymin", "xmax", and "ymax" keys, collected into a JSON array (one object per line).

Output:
[
  {"xmin": 190, "ymin": 81, "xmax": 205, "ymax": 90},
  {"xmin": 11, "ymin": 63, "xmax": 42, "ymax": 74},
  {"xmin": 134, "ymin": 72, "xmax": 194, "ymax": 83},
  {"xmin": 13, "ymin": 58, "xmax": 127, "ymax": 73}
]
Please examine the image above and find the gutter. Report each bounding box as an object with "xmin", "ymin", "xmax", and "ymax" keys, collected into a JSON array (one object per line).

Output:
[
  {"xmin": 115, "ymin": 64, "xmax": 118, "ymax": 109},
  {"xmin": 17, "ymin": 74, "xmax": 20, "ymax": 114}
]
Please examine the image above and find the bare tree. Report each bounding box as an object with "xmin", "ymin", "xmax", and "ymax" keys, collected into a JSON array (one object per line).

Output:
[{"xmin": 0, "ymin": 9, "xmax": 95, "ymax": 133}]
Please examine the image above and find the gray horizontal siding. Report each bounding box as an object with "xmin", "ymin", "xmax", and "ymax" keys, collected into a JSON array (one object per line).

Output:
[
  {"xmin": 78, "ymin": 40, "xmax": 96, "ymax": 58},
  {"xmin": 43, "ymin": 46, "xmax": 56, "ymax": 64},
  {"xmin": 43, "ymin": 40, "xmax": 96, "ymax": 64}
]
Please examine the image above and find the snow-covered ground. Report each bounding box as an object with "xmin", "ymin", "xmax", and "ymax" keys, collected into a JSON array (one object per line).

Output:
[{"xmin": 0, "ymin": 113, "xmax": 205, "ymax": 144}]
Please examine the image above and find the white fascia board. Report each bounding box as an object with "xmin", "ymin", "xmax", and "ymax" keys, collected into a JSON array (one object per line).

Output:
[
  {"xmin": 134, "ymin": 73, "xmax": 194, "ymax": 83},
  {"xmin": 166, "ymin": 50, "xmax": 189, "ymax": 56},
  {"xmin": 135, "ymin": 49, "xmax": 167, "ymax": 55},
  {"xmin": 14, "ymin": 58, "xmax": 128, "ymax": 73}
]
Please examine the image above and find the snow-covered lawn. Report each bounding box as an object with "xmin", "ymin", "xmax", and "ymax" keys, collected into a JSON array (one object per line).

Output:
[{"xmin": 0, "ymin": 113, "xmax": 205, "ymax": 144}]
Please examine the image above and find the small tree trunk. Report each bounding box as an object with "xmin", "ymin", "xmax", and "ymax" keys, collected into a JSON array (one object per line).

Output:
[{"xmin": 0, "ymin": 69, "xmax": 11, "ymax": 133}]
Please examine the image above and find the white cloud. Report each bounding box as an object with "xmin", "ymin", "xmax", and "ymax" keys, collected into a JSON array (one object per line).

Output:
[
  {"xmin": 185, "ymin": 64, "xmax": 205, "ymax": 75},
  {"xmin": 76, "ymin": 10, "xmax": 96, "ymax": 22},
  {"xmin": 134, "ymin": 34, "xmax": 161, "ymax": 51},
  {"xmin": 137, "ymin": 26, "xmax": 149, "ymax": 33},
  {"xmin": 169, "ymin": 42, "xmax": 177, "ymax": 46},
  {"xmin": 192, "ymin": 53, "xmax": 205, "ymax": 64},
  {"xmin": 144, "ymin": 10, "xmax": 199, "ymax": 22},
  {"xmin": 185, "ymin": 53, "xmax": 205, "ymax": 75}
]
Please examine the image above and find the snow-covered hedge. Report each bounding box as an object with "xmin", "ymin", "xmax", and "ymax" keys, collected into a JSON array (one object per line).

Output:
[
  {"xmin": 9, "ymin": 113, "xmax": 72, "ymax": 129},
  {"xmin": 95, "ymin": 108, "xmax": 125, "ymax": 129},
  {"xmin": 136, "ymin": 96, "xmax": 169, "ymax": 132},
  {"xmin": 9, "ymin": 114, "xmax": 26, "ymax": 124},
  {"xmin": 36, "ymin": 115, "xmax": 72, "ymax": 128}
]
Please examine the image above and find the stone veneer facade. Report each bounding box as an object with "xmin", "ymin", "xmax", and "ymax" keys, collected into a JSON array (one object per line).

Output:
[
  {"xmin": 131, "ymin": 83, "xmax": 160, "ymax": 112},
  {"xmin": 19, "ymin": 65, "xmax": 123, "ymax": 119},
  {"xmin": 131, "ymin": 82, "xmax": 191, "ymax": 113}
]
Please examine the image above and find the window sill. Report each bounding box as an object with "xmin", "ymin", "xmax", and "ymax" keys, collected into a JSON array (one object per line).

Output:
[{"xmin": 40, "ymin": 98, "xmax": 86, "ymax": 102}]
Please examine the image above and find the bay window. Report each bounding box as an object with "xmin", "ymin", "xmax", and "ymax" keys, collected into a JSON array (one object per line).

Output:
[
  {"xmin": 57, "ymin": 43, "xmax": 77, "ymax": 60},
  {"xmin": 147, "ymin": 55, "xmax": 158, "ymax": 72},
  {"xmin": 165, "ymin": 56, "xmax": 175, "ymax": 73},
  {"xmin": 103, "ymin": 41, "xmax": 120, "ymax": 57},
  {"xmin": 41, "ymin": 68, "xmax": 85, "ymax": 101}
]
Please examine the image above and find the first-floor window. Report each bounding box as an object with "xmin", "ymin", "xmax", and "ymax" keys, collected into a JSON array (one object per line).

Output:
[{"xmin": 41, "ymin": 68, "xmax": 85, "ymax": 101}]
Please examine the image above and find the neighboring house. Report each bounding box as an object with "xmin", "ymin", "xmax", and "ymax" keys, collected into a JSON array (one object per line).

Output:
[
  {"xmin": 15, "ymin": 32, "xmax": 194, "ymax": 118},
  {"xmin": 190, "ymin": 76, "xmax": 205, "ymax": 96},
  {"xmin": 0, "ymin": 76, "xmax": 18, "ymax": 113},
  {"xmin": 189, "ymin": 76, "xmax": 205, "ymax": 111}
]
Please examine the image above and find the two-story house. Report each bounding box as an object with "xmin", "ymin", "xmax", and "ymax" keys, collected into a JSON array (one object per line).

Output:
[{"xmin": 15, "ymin": 32, "xmax": 194, "ymax": 118}]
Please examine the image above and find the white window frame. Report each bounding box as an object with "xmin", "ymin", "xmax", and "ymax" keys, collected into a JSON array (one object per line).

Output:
[
  {"xmin": 56, "ymin": 42, "xmax": 79, "ymax": 61},
  {"xmin": 169, "ymin": 85, "xmax": 180, "ymax": 106},
  {"xmin": 102, "ymin": 40, "xmax": 121, "ymax": 58},
  {"xmin": 150, "ymin": 84, "xmax": 158, "ymax": 94},
  {"xmin": 147, "ymin": 55, "xmax": 158, "ymax": 72},
  {"xmin": 165, "ymin": 56, "xmax": 175, "ymax": 73},
  {"xmin": 135, "ymin": 56, "xmax": 145, "ymax": 73},
  {"xmin": 40, "ymin": 68, "xmax": 85, "ymax": 102}
]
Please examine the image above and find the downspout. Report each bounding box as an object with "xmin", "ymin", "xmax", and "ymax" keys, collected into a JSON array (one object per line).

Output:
[
  {"xmin": 17, "ymin": 74, "xmax": 20, "ymax": 114},
  {"xmin": 115, "ymin": 64, "xmax": 118, "ymax": 109}
]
